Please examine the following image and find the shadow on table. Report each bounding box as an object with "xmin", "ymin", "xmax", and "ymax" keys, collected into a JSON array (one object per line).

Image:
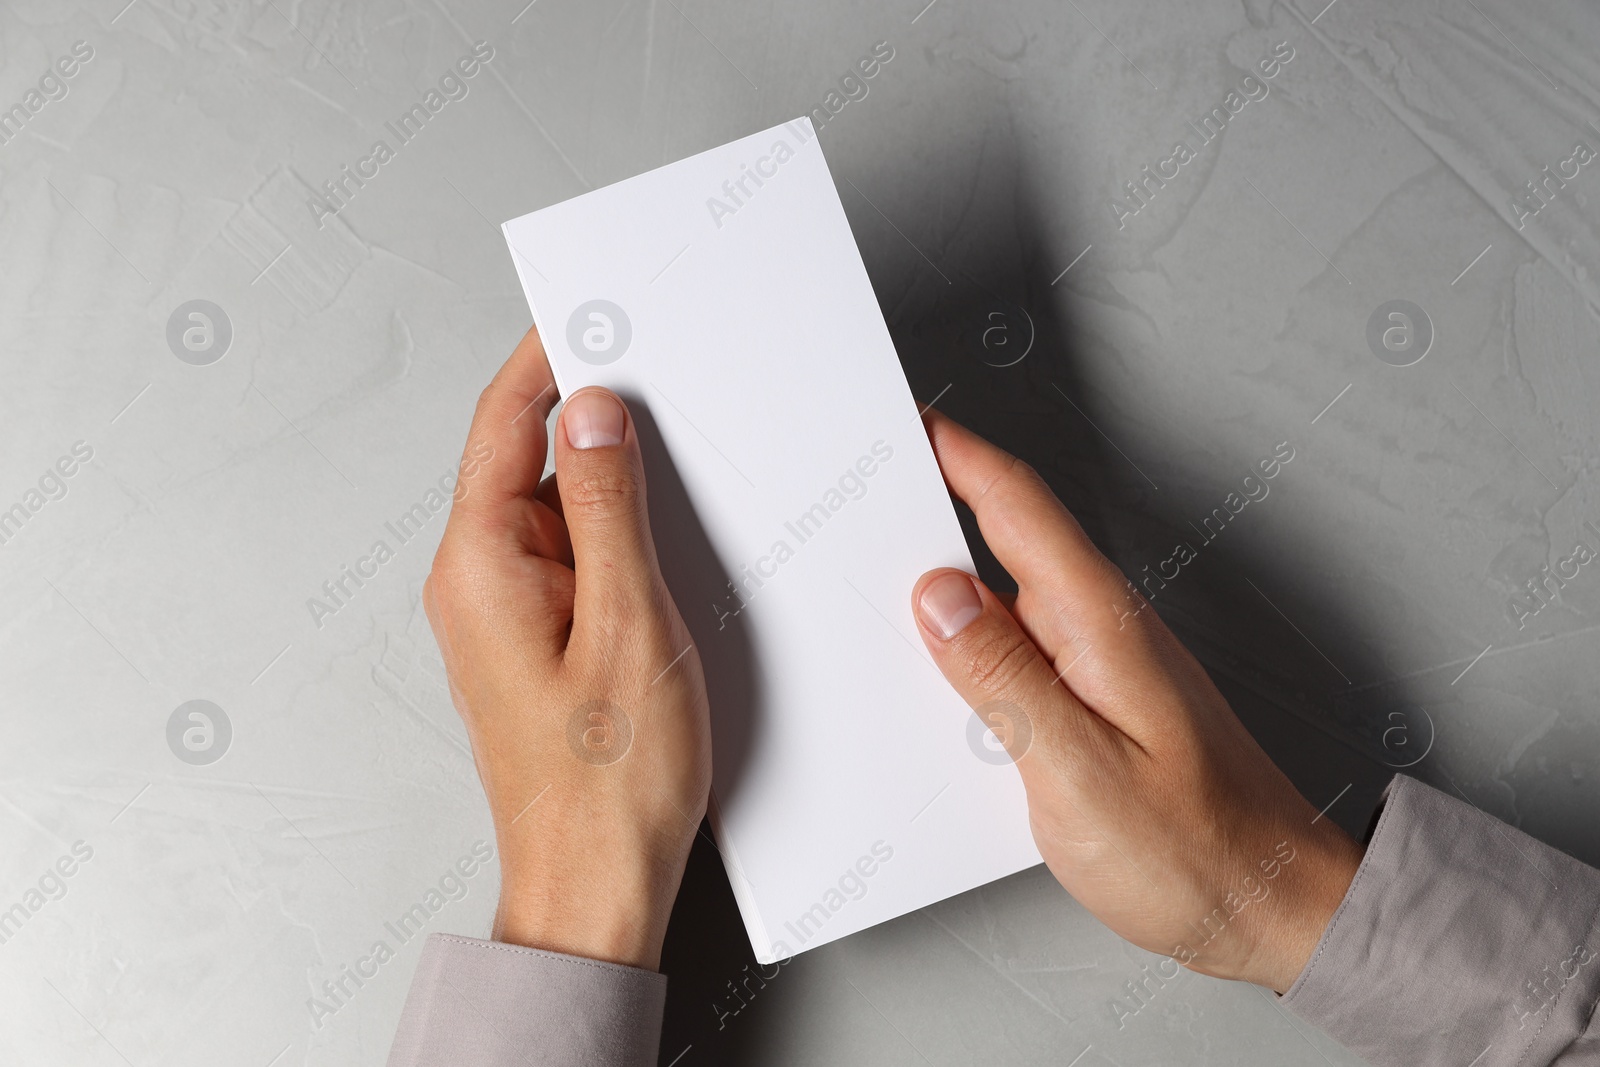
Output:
[{"xmin": 655, "ymin": 96, "xmax": 1599, "ymax": 1064}]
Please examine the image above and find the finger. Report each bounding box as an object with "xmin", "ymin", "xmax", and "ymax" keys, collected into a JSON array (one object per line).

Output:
[
  {"xmin": 921, "ymin": 410, "xmax": 1201, "ymax": 738},
  {"xmin": 911, "ymin": 568, "xmax": 1121, "ymax": 766},
  {"xmin": 507, "ymin": 496, "xmax": 574, "ymax": 568},
  {"xmin": 449, "ymin": 324, "xmax": 561, "ymax": 526},
  {"xmin": 424, "ymin": 547, "xmax": 575, "ymax": 675},
  {"xmin": 922, "ymin": 409, "xmax": 1127, "ymax": 620},
  {"xmin": 535, "ymin": 471, "xmax": 564, "ymax": 521},
  {"xmin": 510, "ymin": 473, "xmax": 572, "ymax": 565},
  {"xmin": 553, "ymin": 388, "xmax": 669, "ymax": 643}
]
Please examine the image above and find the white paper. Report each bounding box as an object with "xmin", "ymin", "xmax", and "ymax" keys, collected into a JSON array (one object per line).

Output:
[{"xmin": 503, "ymin": 117, "xmax": 1040, "ymax": 962}]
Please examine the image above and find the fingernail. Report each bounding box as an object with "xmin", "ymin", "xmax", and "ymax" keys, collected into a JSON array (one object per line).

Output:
[
  {"xmin": 564, "ymin": 390, "xmax": 625, "ymax": 449},
  {"xmin": 919, "ymin": 572, "xmax": 983, "ymax": 639}
]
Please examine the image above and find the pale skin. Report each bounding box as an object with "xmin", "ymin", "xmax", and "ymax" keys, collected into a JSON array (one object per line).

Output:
[{"xmin": 425, "ymin": 323, "xmax": 1364, "ymax": 991}]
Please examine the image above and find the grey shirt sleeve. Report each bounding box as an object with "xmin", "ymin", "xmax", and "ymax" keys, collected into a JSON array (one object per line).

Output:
[
  {"xmin": 386, "ymin": 934, "xmax": 666, "ymax": 1067},
  {"xmin": 1283, "ymin": 773, "xmax": 1600, "ymax": 1066}
]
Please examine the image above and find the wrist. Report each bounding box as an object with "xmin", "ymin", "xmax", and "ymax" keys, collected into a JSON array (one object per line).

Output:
[
  {"xmin": 492, "ymin": 830, "xmax": 690, "ymax": 971},
  {"xmin": 1240, "ymin": 824, "xmax": 1365, "ymax": 993},
  {"xmin": 493, "ymin": 881, "xmax": 667, "ymax": 971}
]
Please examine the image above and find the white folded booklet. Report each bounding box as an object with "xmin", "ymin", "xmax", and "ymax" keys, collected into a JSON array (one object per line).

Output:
[{"xmin": 502, "ymin": 117, "xmax": 1040, "ymax": 962}]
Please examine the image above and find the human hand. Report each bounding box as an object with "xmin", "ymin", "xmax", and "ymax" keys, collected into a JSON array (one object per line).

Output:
[
  {"xmin": 910, "ymin": 411, "xmax": 1363, "ymax": 993},
  {"xmin": 423, "ymin": 325, "xmax": 711, "ymax": 971}
]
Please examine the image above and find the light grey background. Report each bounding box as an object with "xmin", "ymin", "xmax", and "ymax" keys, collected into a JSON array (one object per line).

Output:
[{"xmin": 2, "ymin": 0, "xmax": 1597, "ymax": 1064}]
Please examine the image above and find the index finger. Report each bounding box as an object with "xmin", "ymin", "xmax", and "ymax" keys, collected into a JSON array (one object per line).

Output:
[
  {"xmin": 451, "ymin": 323, "xmax": 562, "ymax": 518},
  {"xmin": 920, "ymin": 410, "xmax": 1166, "ymax": 695},
  {"xmin": 923, "ymin": 409, "xmax": 1234, "ymax": 748},
  {"xmin": 922, "ymin": 408, "xmax": 1125, "ymax": 607}
]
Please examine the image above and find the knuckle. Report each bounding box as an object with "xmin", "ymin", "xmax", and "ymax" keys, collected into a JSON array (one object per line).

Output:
[
  {"xmin": 565, "ymin": 465, "xmax": 641, "ymax": 516},
  {"xmin": 473, "ymin": 382, "xmax": 498, "ymax": 420},
  {"xmin": 1005, "ymin": 454, "xmax": 1039, "ymax": 482},
  {"xmin": 428, "ymin": 534, "xmax": 487, "ymax": 595},
  {"xmin": 959, "ymin": 626, "xmax": 1037, "ymax": 696},
  {"xmin": 977, "ymin": 454, "xmax": 1045, "ymax": 518},
  {"xmin": 423, "ymin": 563, "xmax": 468, "ymax": 635},
  {"xmin": 421, "ymin": 573, "xmax": 440, "ymax": 620},
  {"xmin": 428, "ymin": 542, "xmax": 462, "ymax": 584},
  {"xmin": 426, "ymin": 556, "xmax": 467, "ymax": 606},
  {"xmin": 995, "ymin": 455, "xmax": 1046, "ymax": 502}
]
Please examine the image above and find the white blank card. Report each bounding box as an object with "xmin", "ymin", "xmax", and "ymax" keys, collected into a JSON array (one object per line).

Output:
[{"xmin": 503, "ymin": 117, "xmax": 1040, "ymax": 962}]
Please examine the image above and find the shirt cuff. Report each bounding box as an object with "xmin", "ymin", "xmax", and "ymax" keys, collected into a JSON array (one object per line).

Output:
[
  {"xmin": 387, "ymin": 934, "xmax": 667, "ymax": 1067},
  {"xmin": 1282, "ymin": 773, "xmax": 1600, "ymax": 1067}
]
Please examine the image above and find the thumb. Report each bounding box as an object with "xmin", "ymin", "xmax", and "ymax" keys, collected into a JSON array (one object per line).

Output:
[
  {"xmin": 912, "ymin": 569, "xmax": 1109, "ymax": 766},
  {"xmin": 555, "ymin": 388, "xmax": 669, "ymax": 639}
]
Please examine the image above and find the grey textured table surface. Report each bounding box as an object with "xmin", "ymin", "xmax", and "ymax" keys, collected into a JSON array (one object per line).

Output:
[{"xmin": 3, "ymin": 0, "xmax": 1598, "ymax": 1064}]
